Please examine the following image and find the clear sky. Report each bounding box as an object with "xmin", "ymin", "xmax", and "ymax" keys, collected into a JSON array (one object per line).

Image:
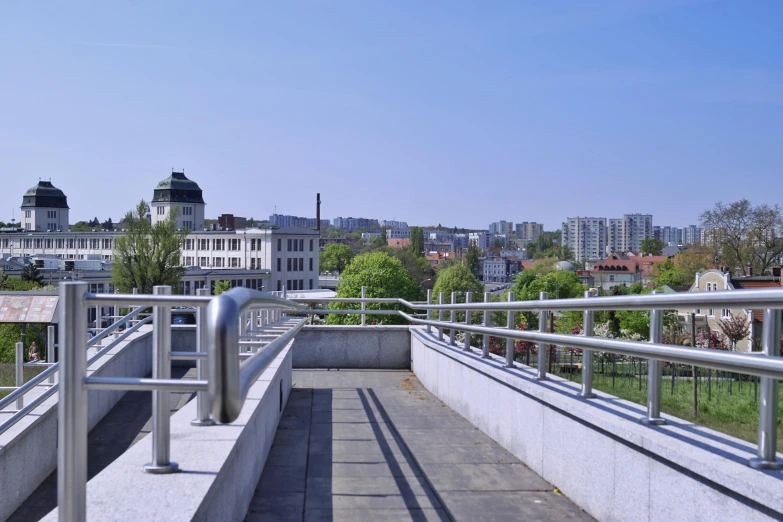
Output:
[{"xmin": 1, "ymin": 1, "xmax": 781, "ymax": 231}]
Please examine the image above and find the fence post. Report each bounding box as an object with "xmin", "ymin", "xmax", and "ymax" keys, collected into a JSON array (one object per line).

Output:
[
  {"xmin": 361, "ymin": 286, "xmax": 366, "ymax": 326},
  {"xmin": 426, "ymin": 289, "xmax": 432, "ymax": 333},
  {"xmin": 449, "ymin": 292, "xmax": 457, "ymax": 346},
  {"xmin": 579, "ymin": 289, "xmax": 597, "ymax": 398},
  {"xmin": 463, "ymin": 292, "xmax": 472, "ymax": 351},
  {"xmin": 48, "ymin": 325, "xmax": 56, "ymax": 384},
  {"xmin": 749, "ymin": 308, "xmax": 783, "ymax": 469},
  {"xmin": 191, "ymin": 288, "xmax": 215, "ymax": 427},
  {"xmin": 58, "ymin": 281, "xmax": 88, "ymax": 522},
  {"xmin": 15, "ymin": 342, "xmax": 23, "ymax": 409},
  {"xmin": 438, "ymin": 292, "xmax": 444, "ymax": 341},
  {"xmin": 641, "ymin": 290, "xmax": 666, "ymax": 425},
  {"xmin": 505, "ymin": 292, "xmax": 515, "ymax": 368},
  {"xmin": 536, "ymin": 292, "xmax": 548, "ymax": 380},
  {"xmin": 144, "ymin": 285, "xmax": 179, "ymax": 473},
  {"xmin": 482, "ymin": 292, "xmax": 491, "ymax": 359}
]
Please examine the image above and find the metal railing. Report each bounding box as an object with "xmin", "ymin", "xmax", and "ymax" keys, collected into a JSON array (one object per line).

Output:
[
  {"xmin": 292, "ymin": 286, "xmax": 783, "ymax": 471},
  {"xmin": 56, "ymin": 282, "xmax": 306, "ymax": 521}
]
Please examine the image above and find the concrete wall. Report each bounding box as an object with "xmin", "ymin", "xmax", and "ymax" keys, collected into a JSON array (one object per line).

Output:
[
  {"xmin": 411, "ymin": 327, "xmax": 783, "ymax": 522},
  {"xmin": 42, "ymin": 340, "xmax": 294, "ymax": 522},
  {"xmin": 292, "ymin": 325, "xmax": 410, "ymax": 369},
  {"xmin": 0, "ymin": 327, "xmax": 154, "ymax": 522}
]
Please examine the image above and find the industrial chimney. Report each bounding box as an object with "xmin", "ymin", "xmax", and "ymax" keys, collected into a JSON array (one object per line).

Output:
[{"xmin": 316, "ymin": 193, "xmax": 321, "ymax": 233}]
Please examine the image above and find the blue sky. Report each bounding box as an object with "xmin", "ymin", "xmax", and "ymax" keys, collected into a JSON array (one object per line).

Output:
[{"xmin": 1, "ymin": 1, "xmax": 781, "ymax": 230}]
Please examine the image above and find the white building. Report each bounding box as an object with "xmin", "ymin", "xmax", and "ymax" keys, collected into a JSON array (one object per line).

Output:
[
  {"xmin": 468, "ymin": 232, "xmax": 490, "ymax": 250},
  {"xmin": 387, "ymin": 228, "xmax": 411, "ymax": 239},
  {"xmin": 515, "ymin": 222, "xmax": 543, "ymax": 242},
  {"xmin": 488, "ymin": 221, "xmax": 513, "ymax": 235},
  {"xmin": 562, "ymin": 217, "xmax": 607, "ymax": 261},
  {"xmin": 379, "ymin": 220, "xmax": 408, "ymax": 229},
  {"xmin": 150, "ymin": 172, "xmax": 206, "ymax": 231},
  {"xmin": 20, "ymin": 181, "xmax": 70, "ymax": 232}
]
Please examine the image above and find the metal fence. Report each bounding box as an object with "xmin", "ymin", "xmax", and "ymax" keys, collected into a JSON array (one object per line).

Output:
[
  {"xmin": 291, "ymin": 286, "xmax": 783, "ymax": 471},
  {"xmin": 55, "ymin": 282, "xmax": 306, "ymax": 521}
]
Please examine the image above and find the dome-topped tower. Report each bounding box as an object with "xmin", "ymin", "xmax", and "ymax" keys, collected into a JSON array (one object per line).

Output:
[
  {"xmin": 20, "ymin": 180, "xmax": 70, "ymax": 231},
  {"xmin": 150, "ymin": 171, "xmax": 205, "ymax": 230}
]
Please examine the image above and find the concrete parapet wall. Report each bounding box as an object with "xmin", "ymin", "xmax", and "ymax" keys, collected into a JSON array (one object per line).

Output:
[
  {"xmin": 411, "ymin": 327, "xmax": 783, "ymax": 522},
  {"xmin": 0, "ymin": 327, "xmax": 154, "ymax": 522},
  {"xmin": 41, "ymin": 341, "xmax": 294, "ymax": 522},
  {"xmin": 292, "ymin": 325, "xmax": 411, "ymax": 369}
]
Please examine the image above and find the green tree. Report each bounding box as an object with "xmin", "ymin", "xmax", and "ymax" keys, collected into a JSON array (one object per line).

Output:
[
  {"xmin": 387, "ymin": 247, "xmax": 435, "ymax": 290},
  {"xmin": 319, "ymin": 243, "xmax": 354, "ymax": 273},
  {"xmin": 408, "ymin": 227, "xmax": 425, "ymax": 258},
  {"xmin": 21, "ymin": 264, "xmax": 43, "ymax": 286},
  {"xmin": 380, "ymin": 227, "xmax": 387, "ymax": 243},
  {"xmin": 111, "ymin": 200, "xmax": 187, "ymax": 294},
  {"xmin": 640, "ymin": 238, "xmax": 665, "ymax": 255},
  {"xmin": 465, "ymin": 240, "xmax": 481, "ymax": 278},
  {"xmin": 0, "ymin": 268, "xmax": 7, "ymax": 290},
  {"xmin": 327, "ymin": 252, "xmax": 421, "ymax": 325},
  {"xmin": 214, "ymin": 280, "xmax": 231, "ymax": 295},
  {"xmin": 431, "ymin": 264, "xmax": 483, "ymax": 304},
  {"xmin": 70, "ymin": 221, "xmax": 92, "ymax": 232}
]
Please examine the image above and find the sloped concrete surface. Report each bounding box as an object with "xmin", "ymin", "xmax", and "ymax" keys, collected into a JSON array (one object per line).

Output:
[{"xmin": 249, "ymin": 370, "xmax": 593, "ymax": 522}]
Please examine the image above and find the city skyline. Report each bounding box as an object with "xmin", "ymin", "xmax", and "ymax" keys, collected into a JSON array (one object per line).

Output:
[{"xmin": 2, "ymin": 1, "xmax": 782, "ymax": 230}]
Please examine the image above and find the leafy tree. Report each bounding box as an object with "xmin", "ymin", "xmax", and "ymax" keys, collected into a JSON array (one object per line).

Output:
[
  {"xmin": 0, "ymin": 268, "xmax": 6, "ymax": 290},
  {"xmin": 3, "ymin": 277, "xmax": 41, "ymax": 291},
  {"xmin": 640, "ymin": 238, "xmax": 665, "ymax": 256},
  {"xmin": 102, "ymin": 218, "xmax": 114, "ymax": 231},
  {"xmin": 111, "ymin": 200, "xmax": 187, "ymax": 294},
  {"xmin": 493, "ymin": 238, "xmax": 503, "ymax": 248},
  {"xmin": 464, "ymin": 240, "xmax": 481, "ymax": 278},
  {"xmin": 651, "ymin": 246, "xmax": 712, "ymax": 288},
  {"xmin": 718, "ymin": 313, "xmax": 750, "ymax": 351},
  {"xmin": 408, "ymin": 227, "xmax": 424, "ymax": 258},
  {"xmin": 214, "ymin": 280, "xmax": 231, "ymax": 295},
  {"xmin": 516, "ymin": 270, "xmax": 585, "ymax": 302},
  {"xmin": 70, "ymin": 221, "xmax": 92, "ymax": 232},
  {"xmin": 387, "ymin": 247, "xmax": 435, "ymax": 290},
  {"xmin": 319, "ymin": 243, "xmax": 354, "ymax": 273},
  {"xmin": 326, "ymin": 252, "xmax": 421, "ymax": 325},
  {"xmin": 21, "ymin": 264, "xmax": 43, "ymax": 286},
  {"xmin": 380, "ymin": 227, "xmax": 387, "ymax": 243},
  {"xmin": 431, "ymin": 264, "xmax": 483, "ymax": 304}
]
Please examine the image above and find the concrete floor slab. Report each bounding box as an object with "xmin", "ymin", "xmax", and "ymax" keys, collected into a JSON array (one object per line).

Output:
[{"xmin": 250, "ymin": 370, "xmax": 593, "ymax": 522}]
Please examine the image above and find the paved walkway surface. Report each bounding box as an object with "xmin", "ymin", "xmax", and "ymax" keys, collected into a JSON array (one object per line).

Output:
[
  {"xmin": 248, "ymin": 369, "xmax": 593, "ymax": 522},
  {"xmin": 9, "ymin": 367, "xmax": 197, "ymax": 522}
]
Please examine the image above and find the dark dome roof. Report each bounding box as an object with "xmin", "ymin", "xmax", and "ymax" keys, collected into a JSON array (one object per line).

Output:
[
  {"xmin": 21, "ymin": 181, "xmax": 69, "ymax": 209},
  {"xmin": 152, "ymin": 172, "xmax": 205, "ymax": 204}
]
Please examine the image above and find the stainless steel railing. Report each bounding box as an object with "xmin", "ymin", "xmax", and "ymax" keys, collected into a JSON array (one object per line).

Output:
[
  {"xmin": 56, "ymin": 282, "xmax": 306, "ymax": 521},
  {"xmin": 291, "ymin": 286, "xmax": 783, "ymax": 471}
]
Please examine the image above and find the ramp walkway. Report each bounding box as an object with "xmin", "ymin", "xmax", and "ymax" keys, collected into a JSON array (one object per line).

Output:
[{"xmin": 249, "ymin": 370, "xmax": 593, "ymax": 522}]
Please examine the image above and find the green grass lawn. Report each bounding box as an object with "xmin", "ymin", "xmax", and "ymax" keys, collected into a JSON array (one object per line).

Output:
[{"xmin": 0, "ymin": 363, "xmax": 47, "ymax": 401}]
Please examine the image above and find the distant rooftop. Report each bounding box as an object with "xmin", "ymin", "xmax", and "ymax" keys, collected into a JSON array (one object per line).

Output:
[
  {"xmin": 21, "ymin": 181, "xmax": 69, "ymax": 209},
  {"xmin": 152, "ymin": 172, "xmax": 205, "ymax": 204}
]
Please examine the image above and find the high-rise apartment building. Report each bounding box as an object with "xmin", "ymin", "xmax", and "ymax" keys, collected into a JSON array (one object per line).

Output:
[
  {"xmin": 488, "ymin": 221, "xmax": 513, "ymax": 235},
  {"xmin": 607, "ymin": 218, "xmax": 623, "ymax": 253},
  {"xmin": 621, "ymin": 214, "xmax": 653, "ymax": 253},
  {"xmin": 561, "ymin": 217, "xmax": 607, "ymax": 261},
  {"xmin": 515, "ymin": 222, "xmax": 544, "ymax": 241}
]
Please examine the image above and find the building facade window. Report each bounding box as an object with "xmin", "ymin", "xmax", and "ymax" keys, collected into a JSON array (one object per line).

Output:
[{"xmin": 277, "ymin": 239, "xmax": 282, "ymax": 251}]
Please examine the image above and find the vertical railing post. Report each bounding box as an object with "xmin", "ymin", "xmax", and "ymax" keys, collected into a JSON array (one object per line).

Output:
[
  {"xmin": 641, "ymin": 289, "xmax": 666, "ymax": 425},
  {"xmin": 749, "ymin": 308, "xmax": 783, "ymax": 469},
  {"xmin": 144, "ymin": 285, "xmax": 179, "ymax": 473},
  {"xmin": 191, "ymin": 288, "xmax": 215, "ymax": 427},
  {"xmin": 426, "ymin": 289, "xmax": 432, "ymax": 333},
  {"xmin": 536, "ymin": 292, "xmax": 548, "ymax": 380},
  {"xmin": 579, "ymin": 289, "xmax": 597, "ymax": 398},
  {"xmin": 463, "ymin": 292, "xmax": 473, "ymax": 351},
  {"xmin": 47, "ymin": 325, "xmax": 56, "ymax": 384},
  {"xmin": 505, "ymin": 292, "xmax": 515, "ymax": 368},
  {"xmin": 438, "ymin": 292, "xmax": 444, "ymax": 341},
  {"xmin": 361, "ymin": 286, "xmax": 366, "ymax": 326},
  {"xmin": 482, "ymin": 292, "xmax": 491, "ymax": 359},
  {"xmin": 15, "ymin": 342, "xmax": 24, "ymax": 409},
  {"xmin": 449, "ymin": 292, "xmax": 457, "ymax": 346},
  {"xmin": 58, "ymin": 281, "xmax": 88, "ymax": 522}
]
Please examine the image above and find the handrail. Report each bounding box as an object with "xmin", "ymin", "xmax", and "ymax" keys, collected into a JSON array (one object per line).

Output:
[
  {"xmin": 207, "ymin": 288, "xmax": 307, "ymax": 423},
  {"xmin": 291, "ymin": 288, "xmax": 783, "ymax": 311},
  {"xmin": 87, "ymin": 306, "xmax": 145, "ymax": 347}
]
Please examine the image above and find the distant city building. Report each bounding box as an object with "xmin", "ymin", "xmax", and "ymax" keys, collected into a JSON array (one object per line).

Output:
[
  {"xmin": 488, "ymin": 221, "xmax": 513, "ymax": 236},
  {"xmin": 218, "ymin": 214, "xmax": 247, "ymax": 230},
  {"xmin": 683, "ymin": 225, "xmax": 703, "ymax": 245},
  {"xmin": 621, "ymin": 214, "xmax": 653, "ymax": 253},
  {"xmin": 514, "ymin": 222, "xmax": 544, "ymax": 242},
  {"xmin": 361, "ymin": 232, "xmax": 381, "ymax": 241},
  {"xmin": 387, "ymin": 228, "xmax": 411, "ymax": 239},
  {"xmin": 20, "ymin": 180, "xmax": 70, "ymax": 232},
  {"xmin": 332, "ymin": 217, "xmax": 379, "ymax": 230},
  {"xmin": 607, "ymin": 218, "xmax": 623, "ymax": 253},
  {"xmin": 453, "ymin": 234, "xmax": 469, "ymax": 250},
  {"xmin": 268, "ymin": 213, "xmax": 325, "ymax": 230},
  {"xmin": 482, "ymin": 258, "xmax": 520, "ymax": 283},
  {"xmin": 426, "ymin": 230, "xmax": 455, "ymax": 243},
  {"xmin": 562, "ymin": 217, "xmax": 607, "ymax": 261},
  {"xmin": 150, "ymin": 172, "xmax": 206, "ymax": 231},
  {"xmin": 425, "ymin": 240, "xmax": 454, "ymax": 253},
  {"xmin": 379, "ymin": 220, "xmax": 408, "ymax": 229},
  {"xmin": 468, "ymin": 232, "xmax": 491, "ymax": 250}
]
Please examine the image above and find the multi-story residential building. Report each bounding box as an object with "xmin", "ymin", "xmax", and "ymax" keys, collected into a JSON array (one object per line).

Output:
[
  {"xmin": 561, "ymin": 217, "xmax": 607, "ymax": 261},
  {"xmin": 426, "ymin": 230, "xmax": 455, "ymax": 243},
  {"xmin": 453, "ymin": 234, "xmax": 469, "ymax": 250},
  {"xmin": 607, "ymin": 218, "xmax": 623, "ymax": 253},
  {"xmin": 379, "ymin": 220, "xmax": 408, "ymax": 229},
  {"xmin": 488, "ymin": 221, "xmax": 513, "ymax": 236},
  {"xmin": 20, "ymin": 181, "xmax": 70, "ymax": 232},
  {"xmin": 468, "ymin": 232, "xmax": 491, "ymax": 250},
  {"xmin": 620, "ymin": 214, "xmax": 653, "ymax": 253},
  {"xmin": 514, "ymin": 222, "xmax": 544, "ymax": 242},
  {"xmin": 590, "ymin": 253, "xmax": 642, "ymax": 291},
  {"xmin": 683, "ymin": 225, "xmax": 703, "ymax": 245},
  {"xmin": 331, "ymin": 217, "xmax": 379, "ymax": 230},
  {"xmin": 3, "ymin": 174, "xmax": 320, "ymax": 294},
  {"xmin": 424, "ymin": 241, "xmax": 454, "ymax": 253},
  {"xmin": 387, "ymin": 228, "xmax": 411, "ymax": 239},
  {"xmin": 150, "ymin": 172, "xmax": 206, "ymax": 231},
  {"xmin": 653, "ymin": 226, "xmax": 661, "ymax": 241},
  {"xmin": 482, "ymin": 258, "xmax": 520, "ymax": 283},
  {"xmin": 268, "ymin": 214, "xmax": 325, "ymax": 230}
]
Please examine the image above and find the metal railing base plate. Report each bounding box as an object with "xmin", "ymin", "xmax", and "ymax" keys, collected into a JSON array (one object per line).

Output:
[
  {"xmin": 190, "ymin": 418, "xmax": 216, "ymax": 427},
  {"xmin": 142, "ymin": 462, "xmax": 180, "ymax": 474},
  {"xmin": 748, "ymin": 458, "xmax": 783, "ymax": 471},
  {"xmin": 577, "ymin": 392, "xmax": 597, "ymax": 399},
  {"xmin": 640, "ymin": 418, "xmax": 667, "ymax": 426}
]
